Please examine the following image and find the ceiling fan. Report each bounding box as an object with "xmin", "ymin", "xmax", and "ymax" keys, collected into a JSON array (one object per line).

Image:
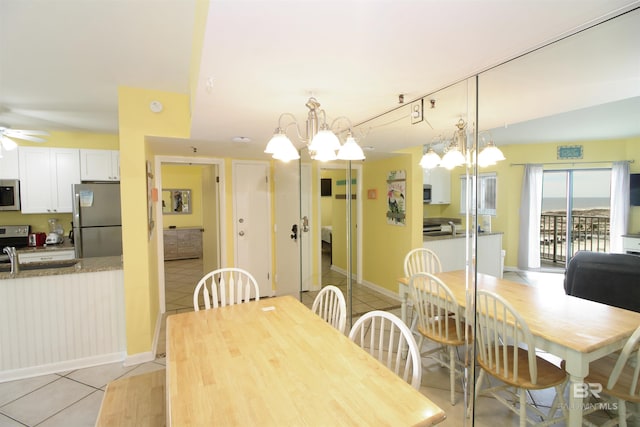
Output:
[{"xmin": 0, "ymin": 125, "xmax": 49, "ymax": 152}]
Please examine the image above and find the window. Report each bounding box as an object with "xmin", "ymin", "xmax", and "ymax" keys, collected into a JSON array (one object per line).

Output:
[{"xmin": 460, "ymin": 172, "xmax": 497, "ymax": 216}]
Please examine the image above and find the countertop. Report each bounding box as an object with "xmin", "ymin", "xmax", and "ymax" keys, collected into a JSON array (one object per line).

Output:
[
  {"xmin": 17, "ymin": 242, "xmax": 75, "ymax": 253},
  {"xmin": 423, "ymin": 231, "xmax": 503, "ymax": 242},
  {"xmin": 0, "ymin": 255, "xmax": 123, "ymax": 280}
]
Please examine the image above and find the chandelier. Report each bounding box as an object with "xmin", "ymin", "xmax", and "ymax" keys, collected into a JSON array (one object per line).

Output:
[
  {"xmin": 419, "ymin": 119, "xmax": 505, "ymax": 169},
  {"xmin": 264, "ymin": 97, "xmax": 365, "ymax": 162}
]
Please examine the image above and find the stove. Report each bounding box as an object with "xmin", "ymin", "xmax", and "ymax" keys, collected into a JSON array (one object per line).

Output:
[{"xmin": 0, "ymin": 225, "xmax": 30, "ymax": 248}]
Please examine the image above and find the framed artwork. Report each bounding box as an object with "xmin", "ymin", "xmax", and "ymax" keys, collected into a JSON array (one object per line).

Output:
[{"xmin": 386, "ymin": 170, "xmax": 406, "ymax": 225}]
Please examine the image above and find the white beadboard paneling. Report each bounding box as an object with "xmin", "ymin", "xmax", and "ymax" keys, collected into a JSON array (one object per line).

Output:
[{"xmin": 0, "ymin": 270, "xmax": 125, "ymax": 376}]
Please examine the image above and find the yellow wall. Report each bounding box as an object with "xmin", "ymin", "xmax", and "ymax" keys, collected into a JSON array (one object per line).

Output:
[
  {"xmin": 361, "ymin": 152, "xmax": 418, "ymax": 294},
  {"xmin": 161, "ymin": 164, "xmax": 204, "ymax": 228},
  {"xmin": 0, "ymin": 132, "xmax": 119, "ymax": 233},
  {"xmin": 118, "ymin": 87, "xmax": 190, "ymax": 356}
]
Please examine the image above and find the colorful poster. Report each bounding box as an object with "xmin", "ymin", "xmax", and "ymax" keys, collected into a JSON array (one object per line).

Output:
[{"xmin": 386, "ymin": 170, "xmax": 406, "ymax": 226}]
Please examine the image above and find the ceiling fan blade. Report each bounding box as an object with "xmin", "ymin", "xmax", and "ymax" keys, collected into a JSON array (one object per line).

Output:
[
  {"xmin": 1, "ymin": 136, "xmax": 18, "ymax": 150},
  {"xmin": 4, "ymin": 132, "xmax": 46, "ymax": 143},
  {"xmin": 7, "ymin": 129, "xmax": 49, "ymax": 136}
]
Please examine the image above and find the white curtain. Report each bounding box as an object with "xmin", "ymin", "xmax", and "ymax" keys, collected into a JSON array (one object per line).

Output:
[
  {"xmin": 518, "ymin": 164, "xmax": 543, "ymax": 269},
  {"xmin": 609, "ymin": 161, "xmax": 630, "ymax": 253}
]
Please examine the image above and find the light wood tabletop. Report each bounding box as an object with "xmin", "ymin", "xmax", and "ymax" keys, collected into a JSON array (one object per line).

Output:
[
  {"xmin": 166, "ymin": 295, "xmax": 446, "ymax": 426},
  {"xmin": 399, "ymin": 270, "xmax": 640, "ymax": 427}
]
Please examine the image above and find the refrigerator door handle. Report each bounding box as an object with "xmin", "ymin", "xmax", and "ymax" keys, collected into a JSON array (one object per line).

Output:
[
  {"xmin": 74, "ymin": 228, "xmax": 83, "ymax": 258},
  {"xmin": 73, "ymin": 189, "xmax": 81, "ymax": 226}
]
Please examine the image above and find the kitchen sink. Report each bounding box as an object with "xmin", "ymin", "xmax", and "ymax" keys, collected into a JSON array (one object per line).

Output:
[{"xmin": 0, "ymin": 260, "xmax": 79, "ymax": 273}]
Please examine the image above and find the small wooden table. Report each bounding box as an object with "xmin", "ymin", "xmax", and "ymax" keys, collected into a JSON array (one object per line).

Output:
[
  {"xmin": 166, "ymin": 295, "xmax": 446, "ymax": 426},
  {"xmin": 399, "ymin": 271, "xmax": 640, "ymax": 427}
]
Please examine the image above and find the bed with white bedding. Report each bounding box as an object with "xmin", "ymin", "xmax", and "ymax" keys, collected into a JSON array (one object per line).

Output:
[{"xmin": 321, "ymin": 226, "xmax": 332, "ymax": 244}]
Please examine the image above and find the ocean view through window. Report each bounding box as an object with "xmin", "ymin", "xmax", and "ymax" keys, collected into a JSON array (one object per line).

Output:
[{"xmin": 540, "ymin": 169, "xmax": 611, "ymax": 266}]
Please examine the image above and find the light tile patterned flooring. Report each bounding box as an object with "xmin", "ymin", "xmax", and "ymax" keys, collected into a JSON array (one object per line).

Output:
[{"xmin": 0, "ymin": 257, "xmax": 623, "ymax": 426}]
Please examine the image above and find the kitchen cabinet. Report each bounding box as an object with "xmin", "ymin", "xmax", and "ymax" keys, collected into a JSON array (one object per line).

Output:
[
  {"xmin": 164, "ymin": 228, "xmax": 203, "ymax": 260},
  {"xmin": 424, "ymin": 233, "xmax": 503, "ymax": 277},
  {"xmin": 18, "ymin": 147, "xmax": 81, "ymax": 214},
  {"xmin": 0, "ymin": 149, "xmax": 19, "ymax": 179},
  {"xmin": 80, "ymin": 149, "xmax": 119, "ymax": 181},
  {"xmin": 423, "ymin": 167, "xmax": 451, "ymax": 204}
]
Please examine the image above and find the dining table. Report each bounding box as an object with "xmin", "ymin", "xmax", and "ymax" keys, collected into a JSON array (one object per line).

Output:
[
  {"xmin": 398, "ymin": 270, "xmax": 640, "ymax": 427},
  {"xmin": 166, "ymin": 295, "xmax": 446, "ymax": 426}
]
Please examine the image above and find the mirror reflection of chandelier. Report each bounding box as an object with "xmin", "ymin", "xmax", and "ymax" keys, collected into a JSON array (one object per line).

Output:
[
  {"xmin": 419, "ymin": 119, "xmax": 505, "ymax": 169},
  {"xmin": 264, "ymin": 97, "xmax": 365, "ymax": 162}
]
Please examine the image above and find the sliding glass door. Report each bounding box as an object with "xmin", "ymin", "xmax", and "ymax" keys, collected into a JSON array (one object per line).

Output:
[{"xmin": 541, "ymin": 169, "xmax": 611, "ymax": 267}]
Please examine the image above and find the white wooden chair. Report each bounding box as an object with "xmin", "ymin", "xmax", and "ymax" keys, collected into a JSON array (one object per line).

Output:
[
  {"xmin": 409, "ymin": 272, "xmax": 470, "ymax": 405},
  {"xmin": 403, "ymin": 248, "xmax": 442, "ymax": 334},
  {"xmin": 348, "ymin": 310, "xmax": 422, "ymax": 390},
  {"xmin": 580, "ymin": 325, "xmax": 640, "ymax": 427},
  {"xmin": 311, "ymin": 285, "xmax": 347, "ymax": 334},
  {"xmin": 404, "ymin": 247, "xmax": 443, "ymax": 278},
  {"xmin": 193, "ymin": 267, "xmax": 260, "ymax": 311},
  {"xmin": 474, "ymin": 290, "xmax": 568, "ymax": 426}
]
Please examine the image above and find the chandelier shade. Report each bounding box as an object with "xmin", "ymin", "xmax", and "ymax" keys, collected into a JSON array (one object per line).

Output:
[
  {"xmin": 477, "ymin": 141, "xmax": 506, "ymax": 167},
  {"xmin": 337, "ymin": 134, "xmax": 365, "ymax": 160},
  {"xmin": 419, "ymin": 147, "xmax": 441, "ymax": 169},
  {"xmin": 264, "ymin": 131, "xmax": 292, "ymax": 154}
]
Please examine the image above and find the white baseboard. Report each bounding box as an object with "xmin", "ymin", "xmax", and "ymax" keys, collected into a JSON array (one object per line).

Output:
[
  {"xmin": 329, "ymin": 265, "xmax": 401, "ymax": 302},
  {"xmin": 0, "ymin": 352, "xmax": 125, "ymax": 383},
  {"xmin": 124, "ymin": 351, "xmax": 155, "ymax": 367}
]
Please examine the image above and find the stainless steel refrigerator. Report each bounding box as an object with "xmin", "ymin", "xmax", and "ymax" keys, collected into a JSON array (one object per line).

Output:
[{"xmin": 72, "ymin": 183, "xmax": 123, "ymax": 258}]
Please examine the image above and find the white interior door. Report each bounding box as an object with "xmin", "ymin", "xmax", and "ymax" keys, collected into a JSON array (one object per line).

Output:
[
  {"xmin": 233, "ymin": 161, "xmax": 273, "ymax": 297},
  {"xmin": 274, "ymin": 161, "xmax": 312, "ymax": 296}
]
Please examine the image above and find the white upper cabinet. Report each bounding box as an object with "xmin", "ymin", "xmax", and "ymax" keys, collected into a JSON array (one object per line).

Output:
[
  {"xmin": 80, "ymin": 149, "xmax": 120, "ymax": 181},
  {"xmin": 18, "ymin": 147, "xmax": 81, "ymax": 213},
  {"xmin": 0, "ymin": 148, "xmax": 19, "ymax": 179},
  {"xmin": 423, "ymin": 167, "xmax": 451, "ymax": 204}
]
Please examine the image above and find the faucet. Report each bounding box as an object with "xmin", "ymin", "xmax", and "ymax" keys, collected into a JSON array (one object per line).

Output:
[
  {"xmin": 447, "ymin": 221, "xmax": 457, "ymax": 236},
  {"xmin": 3, "ymin": 246, "xmax": 19, "ymax": 276}
]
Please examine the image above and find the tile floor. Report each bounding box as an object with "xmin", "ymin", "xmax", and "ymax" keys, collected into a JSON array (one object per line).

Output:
[{"xmin": 0, "ymin": 258, "xmax": 624, "ymax": 426}]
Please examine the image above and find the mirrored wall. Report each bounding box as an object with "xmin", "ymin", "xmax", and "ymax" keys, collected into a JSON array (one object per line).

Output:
[{"xmin": 296, "ymin": 7, "xmax": 639, "ymax": 426}]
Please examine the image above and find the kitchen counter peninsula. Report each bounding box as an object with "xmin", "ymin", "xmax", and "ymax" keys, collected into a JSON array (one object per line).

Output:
[
  {"xmin": 0, "ymin": 254, "xmax": 125, "ymax": 382},
  {"xmin": 423, "ymin": 231, "xmax": 504, "ymax": 278}
]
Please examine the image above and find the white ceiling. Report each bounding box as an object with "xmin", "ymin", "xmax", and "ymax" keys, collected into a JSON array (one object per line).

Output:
[{"xmin": 1, "ymin": 0, "xmax": 639, "ymax": 161}]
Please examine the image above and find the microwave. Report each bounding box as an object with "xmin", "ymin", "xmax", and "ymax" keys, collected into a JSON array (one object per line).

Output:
[
  {"xmin": 0, "ymin": 179, "xmax": 21, "ymax": 211},
  {"xmin": 423, "ymin": 184, "xmax": 432, "ymax": 204}
]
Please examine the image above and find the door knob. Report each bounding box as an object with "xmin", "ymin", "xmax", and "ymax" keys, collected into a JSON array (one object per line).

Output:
[{"xmin": 290, "ymin": 224, "xmax": 298, "ymax": 241}]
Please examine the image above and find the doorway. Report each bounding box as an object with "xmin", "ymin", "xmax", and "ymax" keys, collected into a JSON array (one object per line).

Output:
[
  {"xmin": 155, "ymin": 156, "xmax": 225, "ymax": 314},
  {"xmin": 315, "ymin": 163, "xmax": 363, "ymax": 329},
  {"xmin": 540, "ymin": 169, "xmax": 611, "ymax": 268}
]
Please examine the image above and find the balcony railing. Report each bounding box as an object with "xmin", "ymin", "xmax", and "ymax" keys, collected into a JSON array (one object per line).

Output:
[{"xmin": 540, "ymin": 213, "xmax": 610, "ymax": 265}]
